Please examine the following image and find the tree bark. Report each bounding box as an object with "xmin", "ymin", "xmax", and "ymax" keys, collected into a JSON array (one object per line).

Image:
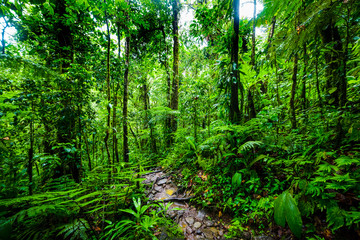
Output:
[
  {"xmin": 229, "ymin": 0, "xmax": 241, "ymax": 124},
  {"xmin": 28, "ymin": 100, "xmax": 34, "ymax": 195},
  {"xmin": 123, "ymin": 14, "xmax": 130, "ymax": 162},
  {"xmin": 290, "ymin": 53, "xmax": 298, "ymax": 129},
  {"xmin": 301, "ymin": 43, "xmax": 307, "ymax": 110},
  {"xmin": 1, "ymin": 18, "xmax": 8, "ymax": 54},
  {"xmin": 170, "ymin": 0, "xmax": 180, "ymax": 142},
  {"xmin": 54, "ymin": 0, "xmax": 79, "ymax": 182},
  {"xmin": 104, "ymin": 14, "xmax": 112, "ymax": 180},
  {"xmin": 320, "ymin": 16, "xmax": 345, "ymax": 107},
  {"xmin": 250, "ymin": 0, "xmax": 256, "ymax": 67}
]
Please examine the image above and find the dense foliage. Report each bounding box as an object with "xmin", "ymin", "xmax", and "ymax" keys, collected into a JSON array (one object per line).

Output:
[{"xmin": 1, "ymin": 0, "xmax": 360, "ymax": 239}]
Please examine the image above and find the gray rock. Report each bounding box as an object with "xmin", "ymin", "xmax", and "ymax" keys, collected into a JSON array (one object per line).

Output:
[
  {"xmin": 167, "ymin": 210, "xmax": 177, "ymax": 218},
  {"xmin": 154, "ymin": 185, "xmax": 162, "ymax": 192},
  {"xmin": 204, "ymin": 220, "xmax": 214, "ymax": 227},
  {"xmin": 253, "ymin": 236, "xmax": 274, "ymax": 240},
  {"xmin": 202, "ymin": 228, "xmax": 215, "ymax": 239},
  {"xmin": 194, "ymin": 222, "xmax": 202, "ymax": 229},
  {"xmin": 196, "ymin": 210, "xmax": 206, "ymax": 221},
  {"xmin": 242, "ymin": 231, "xmax": 251, "ymax": 240},
  {"xmin": 186, "ymin": 226, "xmax": 193, "ymax": 234},
  {"xmin": 157, "ymin": 179, "xmax": 168, "ymax": 185},
  {"xmin": 195, "ymin": 229, "xmax": 202, "ymax": 235},
  {"xmin": 219, "ymin": 230, "xmax": 224, "ymax": 236},
  {"xmin": 158, "ymin": 232, "xmax": 169, "ymax": 240},
  {"xmin": 185, "ymin": 217, "xmax": 195, "ymax": 225}
]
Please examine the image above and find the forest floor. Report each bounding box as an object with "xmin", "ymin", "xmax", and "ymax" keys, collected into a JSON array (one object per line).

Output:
[{"xmin": 143, "ymin": 169, "xmax": 274, "ymax": 240}]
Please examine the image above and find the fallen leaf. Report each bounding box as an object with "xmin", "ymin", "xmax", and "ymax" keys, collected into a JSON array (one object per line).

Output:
[
  {"xmin": 218, "ymin": 211, "xmax": 222, "ymax": 218},
  {"xmin": 166, "ymin": 189, "xmax": 175, "ymax": 196}
]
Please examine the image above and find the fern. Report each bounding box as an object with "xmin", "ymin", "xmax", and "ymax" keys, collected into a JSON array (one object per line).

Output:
[
  {"xmin": 56, "ymin": 218, "xmax": 90, "ymax": 240},
  {"xmin": 238, "ymin": 141, "xmax": 263, "ymax": 153}
]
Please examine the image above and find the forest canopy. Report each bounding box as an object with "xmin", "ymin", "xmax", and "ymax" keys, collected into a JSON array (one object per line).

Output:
[{"xmin": 0, "ymin": 0, "xmax": 360, "ymax": 239}]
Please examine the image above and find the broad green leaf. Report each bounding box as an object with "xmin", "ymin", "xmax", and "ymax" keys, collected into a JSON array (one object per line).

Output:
[
  {"xmin": 274, "ymin": 191, "xmax": 303, "ymax": 238},
  {"xmin": 274, "ymin": 191, "xmax": 286, "ymax": 227},
  {"xmin": 284, "ymin": 192, "xmax": 302, "ymax": 238},
  {"xmin": 231, "ymin": 172, "xmax": 242, "ymax": 187}
]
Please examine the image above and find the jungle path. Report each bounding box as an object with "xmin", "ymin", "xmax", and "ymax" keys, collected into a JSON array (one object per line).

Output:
[{"xmin": 143, "ymin": 169, "xmax": 229, "ymax": 240}]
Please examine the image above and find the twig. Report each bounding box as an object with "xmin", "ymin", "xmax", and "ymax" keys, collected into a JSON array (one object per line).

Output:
[{"xmin": 156, "ymin": 196, "xmax": 195, "ymax": 202}]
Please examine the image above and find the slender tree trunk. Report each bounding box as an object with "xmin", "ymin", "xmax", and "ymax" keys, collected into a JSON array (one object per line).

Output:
[
  {"xmin": 123, "ymin": 13, "xmax": 130, "ymax": 162},
  {"xmin": 290, "ymin": 53, "xmax": 298, "ymax": 129},
  {"xmin": 229, "ymin": 0, "xmax": 241, "ymax": 124},
  {"xmin": 248, "ymin": 88, "xmax": 256, "ymax": 119},
  {"xmin": 28, "ymin": 101, "xmax": 34, "ymax": 195},
  {"xmin": 340, "ymin": 2, "xmax": 350, "ymax": 107},
  {"xmin": 92, "ymin": 133, "xmax": 95, "ymax": 166},
  {"xmin": 315, "ymin": 45, "xmax": 322, "ymax": 110},
  {"xmin": 160, "ymin": 28, "xmax": 172, "ymax": 147},
  {"xmin": 114, "ymin": 23, "xmax": 121, "ymax": 164},
  {"xmin": 266, "ymin": 16, "xmax": 276, "ymax": 53},
  {"xmin": 1, "ymin": 18, "xmax": 8, "ymax": 54},
  {"xmin": 250, "ymin": 0, "xmax": 256, "ymax": 67},
  {"xmin": 104, "ymin": 15, "xmax": 112, "ymax": 180},
  {"xmin": 84, "ymin": 133, "xmax": 92, "ymax": 171},
  {"xmin": 301, "ymin": 44, "xmax": 307, "ymax": 110},
  {"xmin": 193, "ymin": 98, "xmax": 198, "ymax": 143},
  {"xmin": 170, "ymin": 0, "xmax": 180, "ymax": 142}
]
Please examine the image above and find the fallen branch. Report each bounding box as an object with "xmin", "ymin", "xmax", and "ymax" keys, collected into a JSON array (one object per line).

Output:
[{"xmin": 156, "ymin": 196, "xmax": 195, "ymax": 202}]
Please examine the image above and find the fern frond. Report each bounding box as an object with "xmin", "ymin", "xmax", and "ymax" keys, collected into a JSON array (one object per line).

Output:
[{"xmin": 238, "ymin": 141, "xmax": 263, "ymax": 153}]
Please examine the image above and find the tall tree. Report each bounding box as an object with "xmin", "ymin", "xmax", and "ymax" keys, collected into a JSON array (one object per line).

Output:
[
  {"xmin": 123, "ymin": 8, "xmax": 130, "ymax": 162},
  {"xmin": 229, "ymin": 0, "xmax": 241, "ymax": 124},
  {"xmin": 170, "ymin": 0, "xmax": 180, "ymax": 141}
]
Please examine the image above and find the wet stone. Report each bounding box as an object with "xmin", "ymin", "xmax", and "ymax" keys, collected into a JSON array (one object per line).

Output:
[
  {"xmin": 194, "ymin": 222, "xmax": 202, "ymax": 229},
  {"xmin": 196, "ymin": 210, "xmax": 206, "ymax": 221},
  {"xmin": 203, "ymin": 228, "xmax": 214, "ymax": 239},
  {"xmin": 253, "ymin": 236, "xmax": 274, "ymax": 240},
  {"xmin": 157, "ymin": 178, "xmax": 167, "ymax": 185},
  {"xmin": 154, "ymin": 185, "xmax": 162, "ymax": 192},
  {"xmin": 185, "ymin": 217, "xmax": 195, "ymax": 225},
  {"xmin": 204, "ymin": 220, "xmax": 214, "ymax": 227},
  {"xmin": 186, "ymin": 226, "xmax": 193, "ymax": 234},
  {"xmin": 195, "ymin": 229, "xmax": 202, "ymax": 235}
]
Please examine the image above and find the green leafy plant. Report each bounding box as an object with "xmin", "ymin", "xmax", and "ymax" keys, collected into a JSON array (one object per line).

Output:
[
  {"xmin": 274, "ymin": 191, "xmax": 303, "ymax": 238},
  {"xmin": 102, "ymin": 197, "xmax": 182, "ymax": 240}
]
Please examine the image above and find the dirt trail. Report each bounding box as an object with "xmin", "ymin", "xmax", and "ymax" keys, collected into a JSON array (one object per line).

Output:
[{"xmin": 143, "ymin": 169, "xmax": 229, "ymax": 240}]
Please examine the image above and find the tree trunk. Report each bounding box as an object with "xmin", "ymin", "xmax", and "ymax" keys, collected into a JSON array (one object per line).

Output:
[
  {"xmin": 290, "ymin": 53, "xmax": 298, "ymax": 129},
  {"xmin": 123, "ymin": 14, "xmax": 130, "ymax": 162},
  {"xmin": 248, "ymin": 88, "xmax": 256, "ymax": 119},
  {"xmin": 250, "ymin": 0, "xmax": 256, "ymax": 67},
  {"xmin": 54, "ymin": 0, "xmax": 79, "ymax": 182},
  {"xmin": 229, "ymin": 0, "xmax": 241, "ymax": 124},
  {"xmin": 320, "ymin": 16, "xmax": 345, "ymax": 107},
  {"xmin": 114, "ymin": 23, "xmax": 122, "ymax": 164},
  {"xmin": 104, "ymin": 15, "xmax": 112, "ymax": 181},
  {"xmin": 160, "ymin": 28, "xmax": 172, "ymax": 147},
  {"xmin": 84, "ymin": 132, "xmax": 92, "ymax": 171},
  {"xmin": 28, "ymin": 101, "xmax": 34, "ymax": 195},
  {"xmin": 170, "ymin": 0, "xmax": 180, "ymax": 142},
  {"xmin": 301, "ymin": 44, "xmax": 307, "ymax": 110},
  {"xmin": 1, "ymin": 19, "xmax": 8, "ymax": 54}
]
